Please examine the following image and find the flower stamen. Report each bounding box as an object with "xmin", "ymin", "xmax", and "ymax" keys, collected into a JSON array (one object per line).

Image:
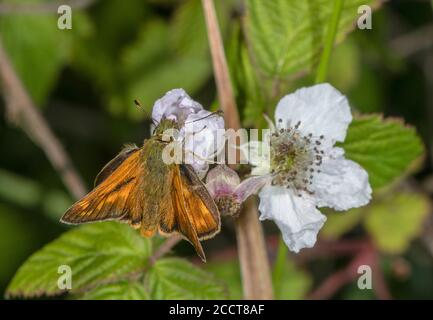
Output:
[{"xmin": 270, "ymin": 121, "xmax": 325, "ymax": 196}]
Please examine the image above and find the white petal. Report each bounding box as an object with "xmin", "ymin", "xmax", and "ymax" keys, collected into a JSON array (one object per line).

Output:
[
  {"xmin": 241, "ymin": 140, "xmax": 271, "ymax": 176},
  {"xmin": 312, "ymin": 148, "xmax": 372, "ymax": 211},
  {"xmin": 151, "ymin": 88, "xmax": 203, "ymax": 125},
  {"xmin": 258, "ymin": 186, "xmax": 326, "ymax": 253},
  {"xmin": 234, "ymin": 174, "xmax": 272, "ymax": 202},
  {"xmin": 183, "ymin": 110, "xmax": 225, "ymax": 177},
  {"xmin": 275, "ymin": 83, "xmax": 352, "ymax": 144}
]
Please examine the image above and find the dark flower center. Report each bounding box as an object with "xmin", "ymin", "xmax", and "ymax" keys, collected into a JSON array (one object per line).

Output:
[{"xmin": 215, "ymin": 195, "xmax": 241, "ymax": 217}]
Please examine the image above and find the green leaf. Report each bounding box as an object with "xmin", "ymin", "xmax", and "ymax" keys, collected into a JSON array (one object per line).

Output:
[
  {"xmin": 6, "ymin": 222, "xmax": 152, "ymax": 298},
  {"xmin": 70, "ymin": 0, "xmax": 148, "ymax": 117},
  {"xmin": 116, "ymin": 0, "xmax": 214, "ymax": 119},
  {"xmin": 364, "ymin": 192, "xmax": 430, "ymax": 254},
  {"xmin": 91, "ymin": 0, "xmax": 149, "ymax": 54},
  {"xmin": 169, "ymin": 0, "xmax": 209, "ymax": 56},
  {"xmin": 227, "ymin": 21, "xmax": 266, "ymax": 128},
  {"xmin": 0, "ymin": 205, "xmax": 40, "ymax": 282},
  {"xmin": 121, "ymin": 19, "xmax": 170, "ymax": 80},
  {"xmin": 146, "ymin": 258, "xmax": 228, "ymax": 299},
  {"xmin": 79, "ymin": 280, "xmax": 150, "ymax": 300},
  {"xmin": 42, "ymin": 190, "xmax": 73, "ymax": 220},
  {"xmin": 0, "ymin": 169, "xmax": 72, "ymax": 221},
  {"xmin": 342, "ymin": 114, "xmax": 424, "ymax": 189},
  {"xmin": 271, "ymin": 239, "xmax": 312, "ymax": 299},
  {"xmin": 245, "ymin": 0, "xmax": 381, "ymax": 80},
  {"xmin": 0, "ymin": 0, "xmax": 72, "ymax": 105},
  {"xmin": 314, "ymin": 0, "xmax": 344, "ymax": 83},
  {"xmin": 124, "ymin": 56, "xmax": 210, "ymax": 120},
  {"xmin": 116, "ymin": 0, "xmax": 235, "ymax": 120},
  {"xmin": 328, "ymin": 38, "xmax": 361, "ymax": 92},
  {"xmin": 321, "ymin": 207, "xmax": 365, "ymax": 239},
  {"xmin": 205, "ymin": 260, "xmax": 243, "ymax": 299},
  {"xmin": 276, "ymin": 259, "xmax": 312, "ymax": 300},
  {"xmin": 72, "ymin": 0, "xmax": 234, "ymax": 119},
  {"xmin": 0, "ymin": 169, "xmax": 42, "ymax": 208}
]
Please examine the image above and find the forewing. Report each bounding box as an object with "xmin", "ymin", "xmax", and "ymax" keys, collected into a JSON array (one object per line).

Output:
[
  {"xmin": 61, "ymin": 147, "xmax": 144, "ymax": 227},
  {"xmin": 94, "ymin": 144, "xmax": 140, "ymax": 187}
]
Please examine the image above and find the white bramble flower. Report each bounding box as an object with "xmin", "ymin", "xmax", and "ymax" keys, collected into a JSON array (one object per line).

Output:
[
  {"xmin": 151, "ymin": 89, "xmax": 225, "ymax": 178},
  {"xmin": 250, "ymin": 83, "xmax": 372, "ymax": 253}
]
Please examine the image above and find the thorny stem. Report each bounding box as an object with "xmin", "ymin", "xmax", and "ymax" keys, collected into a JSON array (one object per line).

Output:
[
  {"xmin": 201, "ymin": 0, "xmax": 273, "ymax": 299},
  {"xmin": 0, "ymin": 37, "xmax": 87, "ymax": 200}
]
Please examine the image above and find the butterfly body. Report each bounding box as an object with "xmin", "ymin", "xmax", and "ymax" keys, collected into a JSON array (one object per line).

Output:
[{"xmin": 61, "ymin": 119, "xmax": 220, "ymax": 261}]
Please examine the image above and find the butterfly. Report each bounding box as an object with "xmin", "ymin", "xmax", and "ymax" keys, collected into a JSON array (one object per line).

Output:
[{"xmin": 60, "ymin": 118, "xmax": 220, "ymax": 262}]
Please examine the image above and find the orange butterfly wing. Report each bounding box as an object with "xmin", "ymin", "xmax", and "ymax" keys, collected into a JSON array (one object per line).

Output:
[
  {"xmin": 93, "ymin": 144, "xmax": 140, "ymax": 187},
  {"xmin": 61, "ymin": 146, "xmax": 145, "ymax": 228},
  {"xmin": 159, "ymin": 165, "xmax": 220, "ymax": 262}
]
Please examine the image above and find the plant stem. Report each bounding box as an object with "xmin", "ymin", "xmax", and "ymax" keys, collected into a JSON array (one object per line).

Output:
[
  {"xmin": 272, "ymin": 236, "xmax": 288, "ymax": 298},
  {"xmin": 0, "ymin": 37, "xmax": 87, "ymax": 200},
  {"xmin": 201, "ymin": 0, "xmax": 273, "ymax": 299},
  {"xmin": 235, "ymin": 198, "xmax": 274, "ymax": 299},
  {"xmin": 315, "ymin": 0, "xmax": 344, "ymax": 84},
  {"xmin": 201, "ymin": 0, "xmax": 240, "ymax": 130},
  {"xmin": 149, "ymin": 235, "xmax": 181, "ymax": 265}
]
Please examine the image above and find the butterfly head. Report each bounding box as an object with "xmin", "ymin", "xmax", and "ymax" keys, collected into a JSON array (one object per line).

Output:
[{"xmin": 152, "ymin": 118, "xmax": 180, "ymax": 143}]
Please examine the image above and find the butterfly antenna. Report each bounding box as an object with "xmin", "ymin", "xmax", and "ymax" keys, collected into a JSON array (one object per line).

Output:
[
  {"xmin": 184, "ymin": 110, "xmax": 223, "ymax": 124},
  {"xmin": 134, "ymin": 99, "xmax": 159, "ymax": 126},
  {"xmin": 134, "ymin": 99, "xmax": 145, "ymax": 111}
]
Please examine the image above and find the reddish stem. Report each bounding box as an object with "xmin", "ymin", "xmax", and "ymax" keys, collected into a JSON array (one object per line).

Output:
[{"xmin": 308, "ymin": 239, "xmax": 392, "ymax": 300}]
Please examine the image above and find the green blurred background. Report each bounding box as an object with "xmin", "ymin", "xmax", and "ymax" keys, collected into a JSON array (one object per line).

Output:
[{"xmin": 0, "ymin": 0, "xmax": 433, "ymax": 299}]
